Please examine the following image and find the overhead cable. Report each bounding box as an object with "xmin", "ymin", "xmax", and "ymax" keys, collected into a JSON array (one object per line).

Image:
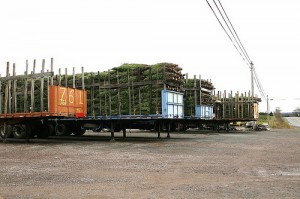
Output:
[
  {"xmin": 213, "ymin": 0, "xmax": 252, "ymax": 64},
  {"xmin": 217, "ymin": 0, "xmax": 252, "ymax": 63},
  {"xmin": 205, "ymin": 0, "xmax": 250, "ymax": 67}
]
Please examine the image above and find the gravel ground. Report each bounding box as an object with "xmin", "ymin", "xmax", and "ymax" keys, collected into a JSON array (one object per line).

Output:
[{"xmin": 0, "ymin": 129, "xmax": 300, "ymax": 199}]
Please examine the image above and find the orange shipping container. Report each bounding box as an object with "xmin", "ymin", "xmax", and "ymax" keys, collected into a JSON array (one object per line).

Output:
[{"xmin": 49, "ymin": 85, "xmax": 87, "ymax": 117}]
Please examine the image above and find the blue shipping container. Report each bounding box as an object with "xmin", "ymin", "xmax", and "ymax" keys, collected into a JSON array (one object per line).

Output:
[
  {"xmin": 161, "ymin": 90, "xmax": 184, "ymax": 118},
  {"xmin": 195, "ymin": 105, "xmax": 214, "ymax": 119}
]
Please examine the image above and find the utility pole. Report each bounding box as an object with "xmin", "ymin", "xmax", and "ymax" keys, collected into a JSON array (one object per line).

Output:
[
  {"xmin": 267, "ymin": 95, "xmax": 269, "ymax": 123},
  {"xmin": 250, "ymin": 62, "xmax": 254, "ymax": 98},
  {"xmin": 267, "ymin": 95, "xmax": 269, "ymax": 114}
]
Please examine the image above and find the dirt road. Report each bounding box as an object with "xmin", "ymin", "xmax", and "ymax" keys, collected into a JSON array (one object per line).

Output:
[{"xmin": 0, "ymin": 129, "xmax": 300, "ymax": 199}]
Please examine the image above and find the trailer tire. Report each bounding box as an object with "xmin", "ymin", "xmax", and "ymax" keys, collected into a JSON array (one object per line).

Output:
[
  {"xmin": 55, "ymin": 124, "xmax": 70, "ymax": 136},
  {"xmin": 12, "ymin": 125, "xmax": 27, "ymax": 139},
  {"xmin": 0, "ymin": 125, "xmax": 13, "ymax": 138},
  {"xmin": 48, "ymin": 124, "xmax": 55, "ymax": 136}
]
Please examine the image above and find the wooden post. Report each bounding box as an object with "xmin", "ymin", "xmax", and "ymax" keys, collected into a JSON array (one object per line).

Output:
[
  {"xmin": 4, "ymin": 62, "xmax": 9, "ymax": 114},
  {"xmin": 104, "ymin": 79, "xmax": 107, "ymax": 116},
  {"xmin": 108, "ymin": 70, "xmax": 111, "ymax": 116},
  {"xmin": 149, "ymin": 67, "xmax": 152, "ymax": 114},
  {"xmin": 117, "ymin": 69, "xmax": 121, "ymax": 115},
  {"xmin": 131, "ymin": 70, "xmax": 135, "ymax": 115},
  {"xmin": 12, "ymin": 63, "xmax": 17, "ymax": 113},
  {"xmin": 138, "ymin": 88, "xmax": 141, "ymax": 115},
  {"xmin": 91, "ymin": 74, "xmax": 95, "ymax": 116},
  {"xmin": 245, "ymin": 92, "xmax": 247, "ymax": 118},
  {"xmin": 46, "ymin": 70, "xmax": 50, "ymax": 112},
  {"xmin": 64, "ymin": 68, "xmax": 68, "ymax": 87},
  {"xmin": 8, "ymin": 63, "xmax": 12, "ymax": 114},
  {"xmin": 30, "ymin": 60, "xmax": 36, "ymax": 112},
  {"xmin": 40, "ymin": 59, "xmax": 45, "ymax": 112},
  {"xmin": 127, "ymin": 68, "xmax": 131, "ymax": 115},
  {"xmin": 199, "ymin": 75, "xmax": 202, "ymax": 105},
  {"xmin": 138, "ymin": 67, "xmax": 141, "ymax": 115},
  {"xmin": 50, "ymin": 58, "xmax": 54, "ymax": 86},
  {"xmin": 72, "ymin": 67, "xmax": 76, "ymax": 88},
  {"xmin": 24, "ymin": 60, "xmax": 29, "ymax": 112},
  {"xmin": 241, "ymin": 93, "xmax": 244, "ymax": 118},
  {"xmin": 98, "ymin": 71, "xmax": 102, "ymax": 115},
  {"xmin": 81, "ymin": 67, "xmax": 85, "ymax": 90},
  {"xmin": 58, "ymin": 68, "xmax": 61, "ymax": 86}
]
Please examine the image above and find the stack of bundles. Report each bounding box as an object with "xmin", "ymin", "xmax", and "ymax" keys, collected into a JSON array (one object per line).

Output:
[
  {"xmin": 184, "ymin": 78, "xmax": 215, "ymax": 117},
  {"xmin": 82, "ymin": 63, "xmax": 185, "ymax": 116}
]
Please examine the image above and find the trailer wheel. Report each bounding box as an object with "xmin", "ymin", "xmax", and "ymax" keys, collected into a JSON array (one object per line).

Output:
[
  {"xmin": 48, "ymin": 124, "xmax": 55, "ymax": 136},
  {"xmin": 0, "ymin": 125, "xmax": 13, "ymax": 138},
  {"xmin": 55, "ymin": 124, "xmax": 70, "ymax": 136},
  {"xmin": 12, "ymin": 125, "xmax": 27, "ymax": 139}
]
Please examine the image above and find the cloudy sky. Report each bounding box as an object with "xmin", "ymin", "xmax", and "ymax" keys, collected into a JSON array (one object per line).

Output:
[{"xmin": 1, "ymin": 0, "xmax": 299, "ymax": 112}]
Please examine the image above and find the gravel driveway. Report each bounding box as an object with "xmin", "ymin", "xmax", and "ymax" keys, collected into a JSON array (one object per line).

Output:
[{"xmin": 1, "ymin": 129, "xmax": 300, "ymax": 199}]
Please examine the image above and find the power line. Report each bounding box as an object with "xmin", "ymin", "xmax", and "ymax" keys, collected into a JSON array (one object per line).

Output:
[
  {"xmin": 217, "ymin": 0, "xmax": 252, "ymax": 63},
  {"xmin": 253, "ymin": 68, "xmax": 267, "ymax": 100},
  {"xmin": 206, "ymin": 0, "xmax": 268, "ymax": 101},
  {"xmin": 212, "ymin": 0, "xmax": 252, "ymax": 65},
  {"xmin": 205, "ymin": 0, "xmax": 250, "ymax": 66}
]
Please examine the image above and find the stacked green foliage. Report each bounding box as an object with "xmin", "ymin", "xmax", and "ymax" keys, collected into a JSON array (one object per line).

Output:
[{"xmin": 84, "ymin": 63, "xmax": 185, "ymax": 116}]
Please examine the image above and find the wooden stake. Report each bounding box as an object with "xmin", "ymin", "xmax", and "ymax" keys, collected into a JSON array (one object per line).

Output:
[
  {"xmin": 64, "ymin": 68, "xmax": 68, "ymax": 87},
  {"xmin": 199, "ymin": 75, "xmax": 202, "ymax": 105},
  {"xmin": 12, "ymin": 63, "xmax": 17, "ymax": 113},
  {"xmin": 24, "ymin": 60, "xmax": 28, "ymax": 112},
  {"xmin": 117, "ymin": 69, "xmax": 121, "ymax": 115},
  {"xmin": 50, "ymin": 58, "xmax": 54, "ymax": 86},
  {"xmin": 40, "ymin": 59, "xmax": 45, "ymax": 112},
  {"xmin": 108, "ymin": 70, "xmax": 111, "ymax": 116},
  {"xmin": 4, "ymin": 62, "xmax": 9, "ymax": 114},
  {"xmin": 30, "ymin": 60, "xmax": 36, "ymax": 112},
  {"xmin": 81, "ymin": 67, "xmax": 85, "ymax": 90},
  {"xmin": 72, "ymin": 67, "xmax": 76, "ymax": 88},
  {"xmin": 58, "ymin": 68, "xmax": 61, "ymax": 86},
  {"xmin": 127, "ymin": 68, "xmax": 131, "ymax": 115}
]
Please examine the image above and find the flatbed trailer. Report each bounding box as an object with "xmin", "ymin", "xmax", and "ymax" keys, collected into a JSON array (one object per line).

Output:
[{"xmin": 0, "ymin": 58, "xmax": 259, "ymax": 142}]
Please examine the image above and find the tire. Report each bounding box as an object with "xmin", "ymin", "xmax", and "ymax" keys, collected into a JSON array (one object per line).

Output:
[
  {"xmin": 12, "ymin": 125, "xmax": 27, "ymax": 139},
  {"xmin": 55, "ymin": 123, "xmax": 70, "ymax": 136},
  {"xmin": 48, "ymin": 124, "xmax": 55, "ymax": 136},
  {"xmin": 0, "ymin": 125, "xmax": 13, "ymax": 138}
]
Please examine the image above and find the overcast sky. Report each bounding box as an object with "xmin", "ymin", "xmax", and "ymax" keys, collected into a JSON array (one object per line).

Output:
[{"xmin": 1, "ymin": 0, "xmax": 299, "ymax": 112}]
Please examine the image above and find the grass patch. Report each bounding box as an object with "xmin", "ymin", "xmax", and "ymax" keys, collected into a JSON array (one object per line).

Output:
[{"xmin": 258, "ymin": 115, "xmax": 291, "ymax": 129}]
